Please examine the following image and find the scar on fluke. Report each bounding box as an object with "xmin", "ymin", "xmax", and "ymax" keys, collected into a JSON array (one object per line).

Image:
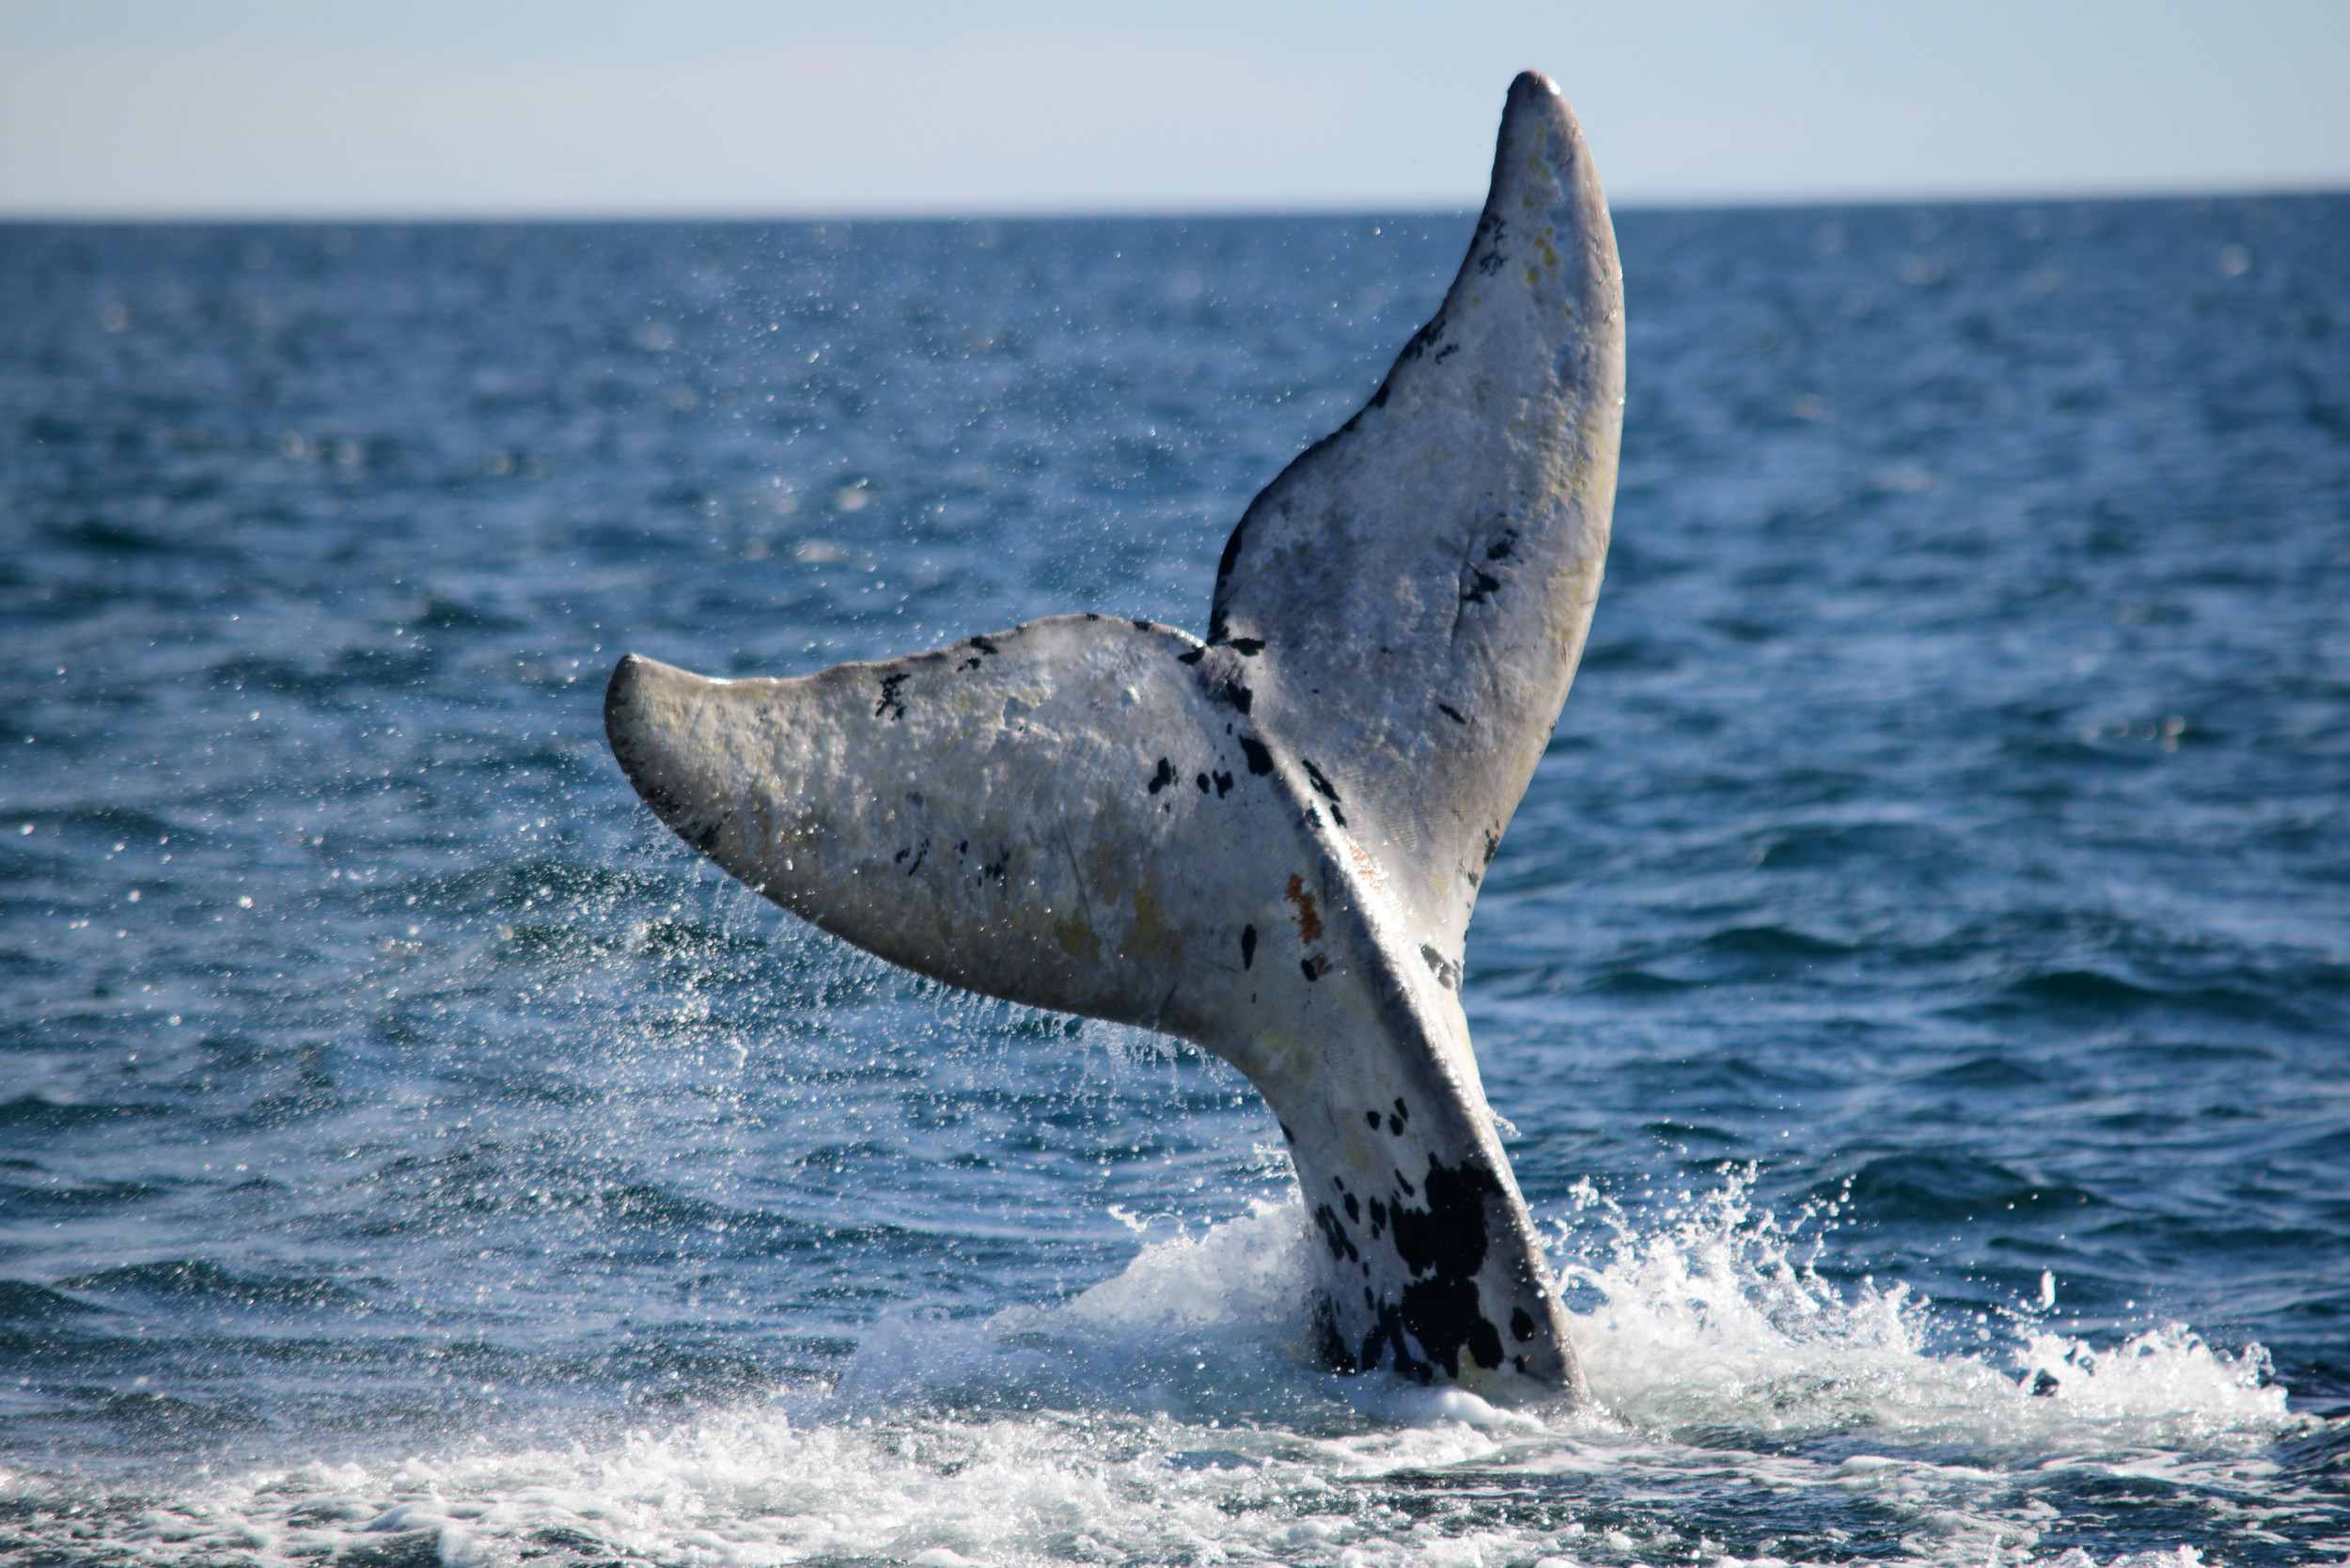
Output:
[{"xmin": 1283, "ymin": 874, "xmax": 1323, "ymax": 946}]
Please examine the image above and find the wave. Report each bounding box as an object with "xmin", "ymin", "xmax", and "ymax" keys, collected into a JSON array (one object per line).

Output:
[
  {"xmin": 0, "ymin": 1095, "xmax": 180, "ymax": 1132},
  {"xmin": 54, "ymin": 1259, "xmax": 365, "ymax": 1309},
  {"xmin": 0, "ymin": 1280, "xmax": 108, "ymax": 1322}
]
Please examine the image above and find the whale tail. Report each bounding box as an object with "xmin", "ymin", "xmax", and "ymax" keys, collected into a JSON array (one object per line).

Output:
[{"xmin": 604, "ymin": 71, "xmax": 1622, "ymax": 1399}]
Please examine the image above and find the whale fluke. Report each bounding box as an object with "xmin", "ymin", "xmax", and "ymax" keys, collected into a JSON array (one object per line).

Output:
[{"xmin": 605, "ymin": 71, "xmax": 1622, "ymax": 1399}]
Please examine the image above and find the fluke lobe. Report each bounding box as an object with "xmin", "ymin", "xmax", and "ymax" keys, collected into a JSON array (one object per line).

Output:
[{"xmin": 605, "ymin": 71, "xmax": 1622, "ymax": 1400}]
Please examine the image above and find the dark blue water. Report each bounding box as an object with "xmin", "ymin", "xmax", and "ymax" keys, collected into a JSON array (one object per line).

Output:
[{"xmin": 3, "ymin": 198, "xmax": 2346, "ymax": 1567}]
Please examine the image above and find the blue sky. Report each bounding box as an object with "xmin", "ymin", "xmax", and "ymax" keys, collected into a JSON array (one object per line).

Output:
[{"xmin": 3, "ymin": 1, "xmax": 2345, "ymax": 216}]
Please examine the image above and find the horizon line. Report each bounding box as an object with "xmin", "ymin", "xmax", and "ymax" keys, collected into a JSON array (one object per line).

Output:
[{"xmin": 3, "ymin": 181, "xmax": 2344, "ymax": 228}]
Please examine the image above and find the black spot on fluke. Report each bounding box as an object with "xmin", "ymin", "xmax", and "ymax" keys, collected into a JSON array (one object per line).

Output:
[
  {"xmin": 1299, "ymin": 759, "xmax": 1346, "ymax": 825},
  {"xmin": 1359, "ymin": 1155, "xmax": 1507, "ymax": 1377},
  {"xmin": 1311, "ymin": 1203, "xmax": 1358, "ymax": 1264}
]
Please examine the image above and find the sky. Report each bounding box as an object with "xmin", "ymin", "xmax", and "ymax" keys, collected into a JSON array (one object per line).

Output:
[{"xmin": 2, "ymin": 1, "xmax": 2346, "ymax": 218}]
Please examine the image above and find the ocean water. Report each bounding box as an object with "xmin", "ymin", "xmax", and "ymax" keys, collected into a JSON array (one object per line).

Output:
[{"xmin": 1, "ymin": 196, "xmax": 2346, "ymax": 1567}]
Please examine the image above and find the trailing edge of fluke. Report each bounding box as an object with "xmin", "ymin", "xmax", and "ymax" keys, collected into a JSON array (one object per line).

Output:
[{"xmin": 605, "ymin": 71, "xmax": 1623, "ymax": 1401}]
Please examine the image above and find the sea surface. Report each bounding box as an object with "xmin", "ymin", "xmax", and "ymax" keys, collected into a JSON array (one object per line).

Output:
[{"xmin": 2, "ymin": 195, "xmax": 2346, "ymax": 1567}]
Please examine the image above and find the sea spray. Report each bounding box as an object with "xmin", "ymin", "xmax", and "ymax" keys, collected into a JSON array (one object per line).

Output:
[
  {"xmin": 0, "ymin": 1175, "xmax": 2311, "ymax": 1567},
  {"xmin": 1553, "ymin": 1168, "xmax": 2293, "ymax": 1455}
]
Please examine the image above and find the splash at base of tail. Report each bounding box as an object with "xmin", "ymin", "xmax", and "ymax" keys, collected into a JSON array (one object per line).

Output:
[{"xmin": 605, "ymin": 71, "xmax": 1622, "ymax": 1401}]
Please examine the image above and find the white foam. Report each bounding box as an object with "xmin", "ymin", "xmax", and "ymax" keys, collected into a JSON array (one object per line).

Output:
[
  {"xmin": 829, "ymin": 1197, "xmax": 1328, "ymax": 1425},
  {"xmin": 1550, "ymin": 1170, "xmax": 2293, "ymax": 1455},
  {"xmin": 5, "ymin": 1177, "xmax": 2308, "ymax": 1568},
  {"xmin": 1058, "ymin": 1195, "xmax": 1311, "ymax": 1339}
]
